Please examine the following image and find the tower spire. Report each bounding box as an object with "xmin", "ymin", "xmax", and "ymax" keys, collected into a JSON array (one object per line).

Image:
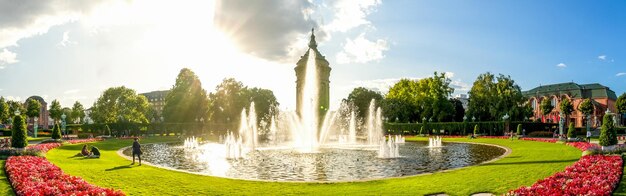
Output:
[{"xmin": 308, "ymin": 28, "xmax": 317, "ymax": 48}]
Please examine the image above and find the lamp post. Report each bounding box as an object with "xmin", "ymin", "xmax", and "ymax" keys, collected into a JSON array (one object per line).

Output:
[
  {"xmin": 502, "ymin": 113, "xmax": 510, "ymax": 136},
  {"xmin": 33, "ymin": 116, "xmax": 38, "ymax": 138},
  {"xmin": 61, "ymin": 113, "xmax": 67, "ymax": 138},
  {"xmin": 558, "ymin": 111, "xmax": 565, "ymax": 140}
]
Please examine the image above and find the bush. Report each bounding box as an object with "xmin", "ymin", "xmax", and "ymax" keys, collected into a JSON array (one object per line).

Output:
[
  {"xmin": 473, "ymin": 124, "xmax": 479, "ymax": 135},
  {"xmin": 11, "ymin": 115, "xmax": 28, "ymax": 148},
  {"xmin": 528, "ymin": 131, "xmax": 553, "ymax": 138},
  {"xmin": 567, "ymin": 122, "xmax": 575, "ymax": 139},
  {"xmin": 51, "ymin": 123, "xmax": 62, "ymax": 140},
  {"xmin": 516, "ymin": 124, "xmax": 522, "ymax": 135},
  {"xmin": 599, "ymin": 114, "xmax": 617, "ymax": 146}
]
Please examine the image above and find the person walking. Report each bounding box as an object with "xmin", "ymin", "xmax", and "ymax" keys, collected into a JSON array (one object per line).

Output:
[
  {"xmin": 132, "ymin": 137, "xmax": 142, "ymax": 165},
  {"xmin": 586, "ymin": 130, "xmax": 592, "ymax": 143}
]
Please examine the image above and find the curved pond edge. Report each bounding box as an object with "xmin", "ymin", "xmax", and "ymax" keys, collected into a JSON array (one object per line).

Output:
[{"xmin": 116, "ymin": 140, "xmax": 512, "ymax": 183}]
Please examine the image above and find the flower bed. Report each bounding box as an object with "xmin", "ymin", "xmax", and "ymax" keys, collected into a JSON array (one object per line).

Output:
[
  {"xmin": 519, "ymin": 138, "xmax": 557, "ymax": 143},
  {"xmin": 6, "ymin": 156, "xmax": 125, "ymax": 196},
  {"xmin": 567, "ymin": 142, "xmax": 599, "ymax": 151},
  {"xmin": 65, "ymin": 138, "xmax": 104, "ymax": 144},
  {"xmin": 506, "ymin": 155, "xmax": 622, "ymax": 196},
  {"xmin": 26, "ymin": 143, "xmax": 63, "ymax": 153}
]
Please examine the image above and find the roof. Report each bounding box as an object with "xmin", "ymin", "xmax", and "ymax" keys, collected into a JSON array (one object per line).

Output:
[
  {"xmin": 140, "ymin": 90, "xmax": 170, "ymax": 99},
  {"xmin": 25, "ymin": 95, "xmax": 47, "ymax": 104},
  {"xmin": 522, "ymin": 82, "xmax": 617, "ymax": 100}
]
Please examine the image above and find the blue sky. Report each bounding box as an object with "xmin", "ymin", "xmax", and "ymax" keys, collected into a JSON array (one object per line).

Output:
[{"xmin": 0, "ymin": 0, "xmax": 624, "ymax": 110}]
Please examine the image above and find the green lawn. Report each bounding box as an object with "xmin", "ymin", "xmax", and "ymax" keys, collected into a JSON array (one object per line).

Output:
[
  {"xmin": 0, "ymin": 160, "xmax": 15, "ymax": 196},
  {"xmin": 38, "ymin": 137, "xmax": 582, "ymax": 195}
]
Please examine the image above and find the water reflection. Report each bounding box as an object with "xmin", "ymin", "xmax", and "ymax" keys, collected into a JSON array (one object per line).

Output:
[{"xmin": 123, "ymin": 141, "xmax": 505, "ymax": 181}]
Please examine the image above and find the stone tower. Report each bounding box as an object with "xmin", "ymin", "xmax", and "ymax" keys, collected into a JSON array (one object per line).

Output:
[{"xmin": 295, "ymin": 28, "xmax": 331, "ymax": 118}]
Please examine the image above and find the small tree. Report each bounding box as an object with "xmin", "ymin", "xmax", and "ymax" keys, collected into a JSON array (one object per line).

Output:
[
  {"xmin": 11, "ymin": 115, "xmax": 28, "ymax": 148},
  {"xmin": 599, "ymin": 114, "xmax": 617, "ymax": 146},
  {"xmin": 51, "ymin": 123, "xmax": 62, "ymax": 140},
  {"xmin": 473, "ymin": 124, "xmax": 479, "ymax": 135},
  {"xmin": 26, "ymin": 98, "xmax": 42, "ymax": 119},
  {"xmin": 540, "ymin": 98, "xmax": 554, "ymax": 122},
  {"xmin": 516, "ymin": 124, "xmax": 522, "ymax": 135},
  {"xmin": 559, "ymin": 98, "xmax": 574, "ymax": 124},
  {"xmin": 567, "ymin": 122, "xmax": 575, "ymax": 139},
  {"xmin": 617, "ymin": 93, "xmax": 626, "ymax": 126}
]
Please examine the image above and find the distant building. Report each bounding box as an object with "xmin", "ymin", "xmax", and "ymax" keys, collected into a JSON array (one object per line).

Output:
[
  {"xmin": 522, "ymin": 82, "xmax": 617, "ymax": 127},
  {"xmin": 24, "ymin": 96, "xmax": 49, "ymax": 128},
  {"xmin": 140, "ymin": 90, "xmax": 170, "ymax": 115},
  {"xmin": 454, "ymin": 94, "xmax": 469, "ymax": 110}
]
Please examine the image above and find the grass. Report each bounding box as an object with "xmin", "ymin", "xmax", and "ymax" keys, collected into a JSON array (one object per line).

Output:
[
  {"xmin": 0, "ymin": 160, "xmax": 15, "ymax": 196},
  {"xmin": 39, "ymin": 137, "xmax": 582, "ymax": 195},
  {"xmin": 612, "ymin": 154, "xmax": 626, "ymax": 195}
]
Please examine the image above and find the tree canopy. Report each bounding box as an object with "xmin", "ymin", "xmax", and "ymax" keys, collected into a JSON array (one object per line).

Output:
[
  {"xmin": 71, "ymin": 101, "xmax": 86, "ymax": 124},
  {"xmin": 344, "ymin": 87, "xmax": 383, "ymax": 119},
  {"xmin": 49, "ymin": 100, "xmax": 63, "ymax": 123},
  {"xmin": 385, "ymin": 72, "xmax": 454, "ymax": 122},
  {"xmin": 578, "ymin": 98, "xmax": 594, "ymax": 116},
  {"xmin": 540, "ymin": 98, "xmax": 554, "ymax": 117},
  {"xmin": 617, "ymin": 93, "xmax": 626, "ymax": 114},
  {"xmin": 559, "ymin": 98, "xmax": 574, "ymax": 116},
  {"xmin": 467, "ymin": 72, "xmax": 528, "ymax": 121},
  {"xmin": 91, "ymin": 86, "xmax": 150, "ymax": 124},
  {"xmin": 0, "ymin": 97, "xmax": 9, "ymax": 124},
  {"xmin": 163, "ymin": 68, "xmax": 210, "ymax": 123},
  {"xmin": 25, "ymin": 98, "xmax": 42, "ymax": 118}
]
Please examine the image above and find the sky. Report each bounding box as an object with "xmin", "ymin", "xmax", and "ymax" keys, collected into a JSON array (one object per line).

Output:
[{"xmin": 0, "ymin": 0, "xmax": 625, "ymax": 110}]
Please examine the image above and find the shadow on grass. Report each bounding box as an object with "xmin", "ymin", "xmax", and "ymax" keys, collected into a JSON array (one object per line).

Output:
[
  {"xmin": 483, "ymin": 159, "xmax": 579, "ymax": 166},
  {"xmin": 105, "ymin": 165, "xmax": 133, "ymax": 171}
]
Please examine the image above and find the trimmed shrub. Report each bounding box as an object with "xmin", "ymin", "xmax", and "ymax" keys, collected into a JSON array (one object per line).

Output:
[
  {"xmin": 51, "ymin": 123, "xmax": 62, "ymax": 140},
  {"xmin": 11, "ymin": 115, "xmax": 28, "ymax": 148},
  {"xmin": 473, "ymin": 124, "xmax": 479, "ymax": 135},
  {"xmin": 599, "ymin": 114, "xmax": 617, "ymax": 146},
  {"xmin": 516, "ymin": 124, "xmax": 522, "ymax": 135},
  {"xmin": 567, "ymin": 122, "xmax": 575, "ymax": 139}
]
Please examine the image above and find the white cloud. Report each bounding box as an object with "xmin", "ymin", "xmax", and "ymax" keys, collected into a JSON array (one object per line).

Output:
[
  {"xmin": 556, "ymin": 63, "xmax": 566, "ymax": 68},
  {"xmin": 63, "ymin": 89, "xmax": 80, "ymax": 94},
  {"xmin": 5, "ymin": 96, "xmax": 22, "ymax": 102},
  {"xmin": 617, "ymin": 72, "xmax": 626, "ymax": 77},
  {"xmin": 0, "ymin": 48, "xmax": 18, "ymax": 68},
  {"xmin": 336, "ymin": 33, "xmax": 389, "ymax": 64},
  {"xmin": 325, "ymin": 0, "xmax": 381, "ymax": 32},
  {"xmin": 57, "ymin": 31, "xmax": 75, "ymax": 47},
  {"xmin": 598, "ymin": 55, "xmax": 607, "ymax": 61}
]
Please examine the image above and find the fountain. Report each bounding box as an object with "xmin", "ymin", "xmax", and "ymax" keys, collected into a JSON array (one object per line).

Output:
[
  {"xmin": 124, "ymin": 29, "xmax": 507, "ymax": 181},
  {"xmin": 428, "ymin": 136, "xmax": 443, "ymax": 148}
]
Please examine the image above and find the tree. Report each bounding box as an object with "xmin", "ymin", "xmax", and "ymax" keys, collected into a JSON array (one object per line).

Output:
[
  {"xmin": 467, "ymin": 73, "xmax": 526, "ymax": 121},
  {"xmin": 71, "ymin": 101, "xmax": 86, "ymax": 124},
  {"xmin": 599, "ymin": 113, "xmax": 617, "ymax": 146},
  {"xmin": 163, "ymin": 68, "xmax": 210, "ymax": 124},
  {"xmin": 344, "ymin": 87, "xmax": 383, "ymax": 119},
  {"xmin": 7, "ymin": 100, "xmax": 25, "ymax": 118},
  {"xmin": 559, "ymin": 98, "xmax": 574, "ymax": 124},
  {"xmin": 49, "ymin": 100, "xmax": 63, "ymax": 123},
  {"xmin": 245, "ymin": 87, "xmax": 280, "ymax": 127},
  {"xmin": 540, "ymin": 98, "xmax": 554, "ymax": 122},
  {"xmin": 0, "ymin": 97, "xmax": 9, "ymax": 124},
  {"xmin": 11, "ymin": 115, "xmax": 28, "ymax": 148},
  {"xmin": 62, "ymin": 107, "xmax": 74, "ymax": 123},
  {"xmin": 617, "ymin": 93, "xmax": 626, "ymax": 126},
  {"xmin": 381, "ymin": 98, "xmax": 416, "ymax": 123},
  {"xmin": 208, "ymin": 78, "xmax": 250, "ymax": 129},
  {"xmin": 567, "ymin": 122, "xmax": 575, "ymax": 139},
  {"xmin": 578, "ymin": 99, "xmax": 594, "ymax": 116},
  {"xmin": 450, "ymin": 98, "xmax": 465, "ymax": 122},
  {"xmin": 25, "ymin": 98, "xmax": 42, "ymax": 119},
  {"xmin": 473, "ymin": 124, "xmax": 479, "ymax": 135},
  {"xmin": 91, "ymin": 86, "xmax": 150, "ymax": 124},
  {"xmin": 386, "ymin": 72, "xmax": 454, "ymax": 122},
  {"xmin": 51, "ymin": 123, "xmax": 62, "ymax": 140}
]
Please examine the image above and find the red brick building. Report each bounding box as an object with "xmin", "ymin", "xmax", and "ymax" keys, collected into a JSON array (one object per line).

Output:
[{"xmin": 523, "ymin": 82, "xmax": 617, "ymax": 128}]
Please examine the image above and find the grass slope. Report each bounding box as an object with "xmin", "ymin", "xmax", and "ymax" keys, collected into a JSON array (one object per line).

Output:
[
  {"xmin": 44, "ymin": 137, "xmax": 581, "ymax": 195},
  {"xmin": 0, "ymin": 160, "xmax": 15, "ymax": 196}
]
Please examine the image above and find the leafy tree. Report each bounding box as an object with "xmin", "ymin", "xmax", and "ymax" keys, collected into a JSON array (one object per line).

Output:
[
  {"xmin": 7, "ymin": 100, "xmax": 25, "ymax": 118},
  {"xmin": 559, "ymin": 98, "xmax": 574, "ymax": 124},
  {"xmin": 467, "ymin": 73, "xmax": 527, "ymax": 121},
  {"xmin": 71, "ymin": 101, "xmax": 86, "ymax": 124},
  {"xmin": 381, "ymin": 98, "xmax": 416, "ymax": 123},
  {"xmin": 208, "ymin": 78, "xmax": 250, "ymax": 129},
  {"xmin": 11, "ymin": 115, "xmax": 28, "ymax": 148},
  {"xmin": 599, "ymin": 114, "xmax": 617, "ymax": 146},
  {"xmin": 386, "ymin": 72, "xmax": 454, "ymax": 122},
  {"xmin": 0, "ymin": 97, "xmax": 9, "ymax": 124},
  {"xmin": 540, "ymin": 98, "xmax": 554, "ymax": 121},
  {"xmin": 578, "ymin": 99, "xmax": 593, "ymax": 115},
  {"xmin": 567, "ymin": 122, "xmax": 575, "ymax": 139},
  {"xmin": 450, "ymin": 98, "xmax": 465, "ymax": 122},
  {"xmin": 163, "ymin": 68, "xmax": 210, "ymax": 124},
  {"xmin": 344, "ymin": 87, "xmax": 383, "ymax": 119},
  {"xmin": 51, "ymin": 123, "xmax": 62, "ymax": 139},
  {"xmin": 49, "ymin": 99, "xmax": 63, "ymax": 123},
  {"xmin": 516, "ymin": 124, "xmax": 522, "ymax": 135},
  {"xmin": 617, "ymin": 93, "xmax": 626, "ymax": 125},
  {"xmin": 245, "ymin": 87, "xmax": 279, "ymax": 127},
  {"xmin": 91, "ymin": 86, "xmax": 150, "ymax": 124},
  {"xmin": 145, "ymin": 107, "xmax": 160, "ymax": 122},
  {"xmin": 25, "ymin": 98, "xmax": 42, "ymax": 119},
  {"xmin": 62, "ymin": 107, "xmax": 73, "ymax": 123}
]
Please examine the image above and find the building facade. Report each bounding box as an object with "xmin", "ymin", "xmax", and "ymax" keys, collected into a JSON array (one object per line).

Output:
[
  {"xmin": 140, "ymin": 90, "xmax": 170, "ymax": 116},
  {"xmin": 24, "ymin": 96, "xmax": 49, "ymax": 128},
  {"xmin": 522, "ymin": 82, "xmax": 617, "ymax": 128},
  {"xmin": 295, "ymin": 29, "xmax": 331, "ymax": 118}
]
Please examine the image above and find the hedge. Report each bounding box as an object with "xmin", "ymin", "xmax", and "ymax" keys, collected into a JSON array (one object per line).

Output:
[{"xmin": 384, "ymin": 121, "xmax": 558, "ymax": 136}]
